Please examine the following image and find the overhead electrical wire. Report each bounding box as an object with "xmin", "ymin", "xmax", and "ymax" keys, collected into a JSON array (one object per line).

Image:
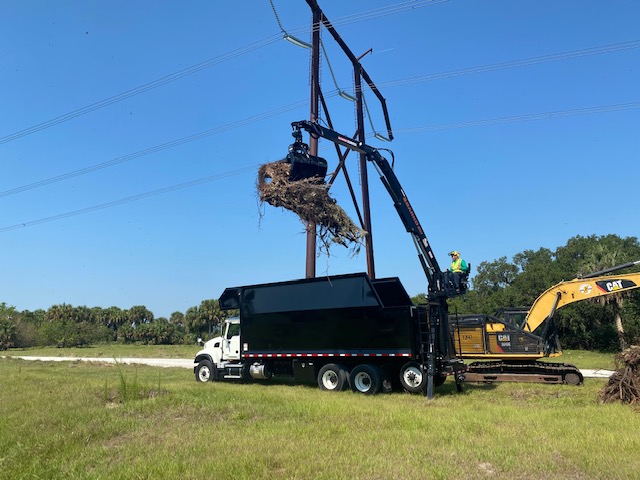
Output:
[
  {"xmin": 393, "ymin": 101, "xmax": 640, "ymax": 134},
  {"xmin": 0, "ymin": 165, "xmax": 259, "ymax": 234},
  {"xmin": 2, "ymin": 2, "xmax": 637, "ymax": 230},
  {"xmin": 0, "ymin": 98, "xmax": 309, "ymax": 198},
  {"xmin": 0, "ymin": 0, "xmax": 446, "ymax": 146},
  {"xmin": 290, "ymin": 0, "xmax": 449, "ymax": 37},
  {"xmin": 2, "ymin": 38, "xmax": 637, "ymax": 198},
  {"xmin": 0, "ymin": 36, "xmax": 280, "ymax": 146},
  {"xmin": 2, "ymin": 100, "xmax": 638, "ymax": 234},
  {"xmin": 377, "ymin": 40, "xmax": 640, "ymax": 89}
]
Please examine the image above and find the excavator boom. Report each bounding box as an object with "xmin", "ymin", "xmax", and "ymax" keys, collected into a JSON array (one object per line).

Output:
[{"xmin": 524, "ymin": 269, "xmax": 640, "ymax": 333}]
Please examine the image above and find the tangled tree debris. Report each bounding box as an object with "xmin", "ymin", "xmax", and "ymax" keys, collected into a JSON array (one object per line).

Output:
[
  {"xmin": 599, "ymin": 345, "xmax": 640, "ymax": 405},
  {"xmin": 257, "ymin": 161, "xmax": 366, "ymax": 255}
]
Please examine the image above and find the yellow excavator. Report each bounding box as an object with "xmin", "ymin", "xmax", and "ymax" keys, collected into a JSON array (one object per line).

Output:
[{"xmin": 451, "ymin": 260, "xmax": 640, "ymax": 385}]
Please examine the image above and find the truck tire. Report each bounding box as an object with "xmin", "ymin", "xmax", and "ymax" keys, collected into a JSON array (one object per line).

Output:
[
  {"xmin": 317, "ymin": 363, "xmax": 349, "ymax": 392},
  {"xmin": 349, "ymin": 364, "xmax": 382, "ymax": 395},
  {"xmin": 195, "ymin": 359, "xmax": 215, "ymax": 383},
  {"xmin": 399, "ymin": 362, "xmax": 445, "ymax": 393},
  {"xmin": 240, "ymin": 363, "xmax": 253, "ymax": 382},
  {"xmin": 399, "ymin": 362, "xmax": 425, "ymax": 393}
]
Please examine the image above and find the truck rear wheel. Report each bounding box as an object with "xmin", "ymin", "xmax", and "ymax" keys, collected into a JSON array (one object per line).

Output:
[
  {"xmin": 400, "ymin": 362, "xmax": 445, "ymax": 393},
  {"xmin": 195, "ymin": 359, "xmax": 215, "ymax": 383},
  {"xmin": 317, "ymin": 363, "xmax": 349, "ymax": 391},
  {"xmin": 350, "ymin": 364, "xmax": 382, "ymax": 395},
  {"xmin": 399, "ymin": 362, "xmax": 425, "ymax": 393}
]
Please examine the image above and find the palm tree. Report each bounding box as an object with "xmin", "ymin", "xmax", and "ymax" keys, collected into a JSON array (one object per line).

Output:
[
  {"xmin": 0, "ymin": 303, "xmax": 17, "ymax": 350},
  {"xmin": 199, "ymin": 299, "xmax": 225, "ymax": 335},
  {"xmin": 582, "ymin": 247, "xmax": 629, "ymax": 350}
]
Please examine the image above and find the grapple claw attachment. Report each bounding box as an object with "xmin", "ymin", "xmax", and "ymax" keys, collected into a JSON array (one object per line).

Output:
[
  {"xmin": 286, "ymin": 129, "xmax": 327, "ymax": 182},
  {"xmin": 288, "ymin": 151, "xmax": 328, "ymax": 182}
]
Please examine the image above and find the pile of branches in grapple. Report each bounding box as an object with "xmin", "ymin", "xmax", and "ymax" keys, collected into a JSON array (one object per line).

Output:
[
  {"xmin": 599, "ymin": 345, "xmax": 640, "ymax": 405},
  {"xmin": 257, "ymin": 161, "xmax": 366, "ymax": 254}
]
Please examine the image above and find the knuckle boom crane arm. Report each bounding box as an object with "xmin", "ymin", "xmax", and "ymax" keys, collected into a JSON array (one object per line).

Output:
[
  {"xmin": 290, "ymin": 120, "xmax": 446, "ymax": 295},
  {"xmin": 288, "ymin": 120, "xmax": 466, "ymax": 397}
]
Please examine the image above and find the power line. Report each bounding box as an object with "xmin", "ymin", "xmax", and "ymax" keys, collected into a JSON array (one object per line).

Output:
[
  {"xmin": 0, "ymin": 98, "xmax": 309, "ymax": 198},
  {"xmin": 2, "ymin": 10, "xmax": 637, "ymax": 202},
  {"xmin": 0, "ymin": 0, "xmax": 447, "ymax": 146},
  {"xmin": 378, "ymin": 40, "xmax": 640, "ymax": 88},
  {"xmin": 291, "ymin": 0, "xmax": 449, "ymax": 36},
  {"xmin": 393, "ymin": 101, "xmax": 640, "ymax": 133},
  {"xmin": 0, "ymin": 165, "xmax": 259, "ymax": 234},
  {"xmin": 2, "ymin": 100, "xmax": 637, "ymax": 234},
  {"xmin": 0, "ymin": 36, "xmax": 281, "ymax": 145},
  {"xmin": 4, "ymin": 38, "xmax": 638, "ymax": 198}
]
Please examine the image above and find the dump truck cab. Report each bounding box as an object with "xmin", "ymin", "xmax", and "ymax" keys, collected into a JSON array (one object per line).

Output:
[
  {"xmin": 201, "ymin": 317, "xmax": 240, "ymax": 365},
  {"xmin": 194, "ymin": 317, "xmax": 244, "ymax": 382}
]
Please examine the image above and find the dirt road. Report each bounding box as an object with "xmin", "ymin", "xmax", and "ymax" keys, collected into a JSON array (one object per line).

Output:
[{"xmin": 5, "ymin": 356, "xmax": 194, "ymax": 368}]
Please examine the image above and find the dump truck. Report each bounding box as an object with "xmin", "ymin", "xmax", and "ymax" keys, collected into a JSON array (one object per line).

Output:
[
  {"xmin": 451, "ymin": 260, "xmax": 640, "ymax": 384},
  {"xmin": 194, "ymin": 272, "xmax": 466, "ymax": 395},
  {"xmin": 194, "ymin": 120, "xmax": 467, "ymax": 397}
]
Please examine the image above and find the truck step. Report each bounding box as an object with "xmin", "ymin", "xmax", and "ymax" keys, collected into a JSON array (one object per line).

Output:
[{"xmin": 223, "ymin": 374, "xmax": 243, "ymax": 379}]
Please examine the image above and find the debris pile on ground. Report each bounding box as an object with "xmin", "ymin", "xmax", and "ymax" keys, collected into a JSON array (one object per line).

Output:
[
  {"xmin": 599, "ymin": 345, "xmax": 640, "ymax": 405},
  {"xmin": 257, "ymin": 161, "xmax": 366, "ymax": 254}
]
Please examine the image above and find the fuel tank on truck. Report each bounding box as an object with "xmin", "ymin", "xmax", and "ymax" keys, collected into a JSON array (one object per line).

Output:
[{"xmin": 218, "ymin": 273, "xmax": 416, "ymax": 357}]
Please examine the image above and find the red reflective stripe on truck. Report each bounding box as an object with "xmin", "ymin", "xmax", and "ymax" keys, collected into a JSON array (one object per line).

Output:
[{"xmin": 242, "ymin": 352, "xmax": 411, "ymax": 358}]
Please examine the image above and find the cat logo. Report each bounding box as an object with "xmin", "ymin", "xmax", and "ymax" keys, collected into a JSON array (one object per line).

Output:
[
  {"xmin": 579, "ymin": 284, "xmax": 592, "ymax": 295},
  {"xmin": 595, "ymin": 279, "xmax": 637, "ymax": 293},
  {"xmin": 605, "ymin": 280, "xmax": 623, "ymax": 291}
]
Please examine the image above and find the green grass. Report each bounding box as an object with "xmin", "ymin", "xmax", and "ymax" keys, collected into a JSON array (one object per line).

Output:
[
  {"xmin": 0, "ymin": 357, "xmax": 637, "ymax": 480},
  {"xmin": 553, "ymin": 349, "xmax": 617, "ymax": 370}
]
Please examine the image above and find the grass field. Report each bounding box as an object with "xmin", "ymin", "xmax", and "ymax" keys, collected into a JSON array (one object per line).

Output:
[{"xmin": 0, "ymin": 349, "xmax": 637, "ymax": 480}]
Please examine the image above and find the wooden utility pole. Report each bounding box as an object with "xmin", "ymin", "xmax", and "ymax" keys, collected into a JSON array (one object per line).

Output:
[{"xmin": 305, "ymin": 4, "xmax": 321, "ymax": 278}]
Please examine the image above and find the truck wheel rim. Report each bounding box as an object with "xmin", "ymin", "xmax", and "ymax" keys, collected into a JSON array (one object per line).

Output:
[
  {"xmin": 353, "ymin": 372, "xmax": 372, "ymax": 392},
  {"xmin": 198, "ymin": 367, "xmax": 210, "ymax": 382},
  {"xmin": 322, "ymin": 371, "xmax": 339, "ymax": 389},
  {"xmin": 403, "ymin": 366, "xmax": 422, "ymax": 387}
]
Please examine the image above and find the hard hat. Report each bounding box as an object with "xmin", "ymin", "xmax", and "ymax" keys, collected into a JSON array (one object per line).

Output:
[{"xmin": 449, "ymin": 250, "xmax": 460, "ymax": 256}]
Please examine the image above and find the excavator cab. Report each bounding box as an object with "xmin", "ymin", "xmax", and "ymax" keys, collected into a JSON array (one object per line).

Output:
[{"xmin": 286, "ymin": 128, "xmax": 328, "ymax": 182}]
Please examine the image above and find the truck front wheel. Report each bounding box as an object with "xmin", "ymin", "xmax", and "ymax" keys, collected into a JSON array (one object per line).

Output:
[
  {"xmin": 317, "ymin": 363, "xmax": 349, "ymax": 391},
  {"xmin": 350, "ymin": 364, "xmax": 382, "ymax": 395},
  {"xmin": 195, "ymin": 359, "xmax": 215, "ymax": 383}
]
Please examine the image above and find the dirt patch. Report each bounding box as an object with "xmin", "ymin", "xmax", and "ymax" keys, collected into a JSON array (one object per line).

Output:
[{"xmin": 257, "ymin": 161, "xmax": 366, "ymax": 255}]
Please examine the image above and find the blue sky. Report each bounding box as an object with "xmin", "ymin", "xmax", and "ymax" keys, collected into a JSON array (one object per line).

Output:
[{"xmin": 1, "ymin": 0, "xmax": 638, "ymax": 318}]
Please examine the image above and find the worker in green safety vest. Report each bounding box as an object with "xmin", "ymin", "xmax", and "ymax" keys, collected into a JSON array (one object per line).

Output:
[{"xmin": 445, "ymin": 250, "xmax": 469, "ymax": 293}]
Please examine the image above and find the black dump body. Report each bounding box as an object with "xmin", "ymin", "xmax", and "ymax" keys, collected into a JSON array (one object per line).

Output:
[{"xmin": 218, "ymin": 273, "xmax": 415, "ymax": 358}]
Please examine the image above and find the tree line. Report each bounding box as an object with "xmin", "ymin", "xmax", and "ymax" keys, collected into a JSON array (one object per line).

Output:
[
  {"xmin": 0, "ymin": 299, "xmax": 234, "ymax": 350},
  {"xmin": 2, "ymin": 233, "xmax": 639, "ymax": 352},
  {"xmin": 443, "ymin": 234, "xmax": 640, "ymax": 351}
]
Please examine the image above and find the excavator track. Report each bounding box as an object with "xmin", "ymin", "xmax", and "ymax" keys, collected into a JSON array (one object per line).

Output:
[{"xmin": 464, "ymin": 360, "xmax": 584, "ymax": 385}]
